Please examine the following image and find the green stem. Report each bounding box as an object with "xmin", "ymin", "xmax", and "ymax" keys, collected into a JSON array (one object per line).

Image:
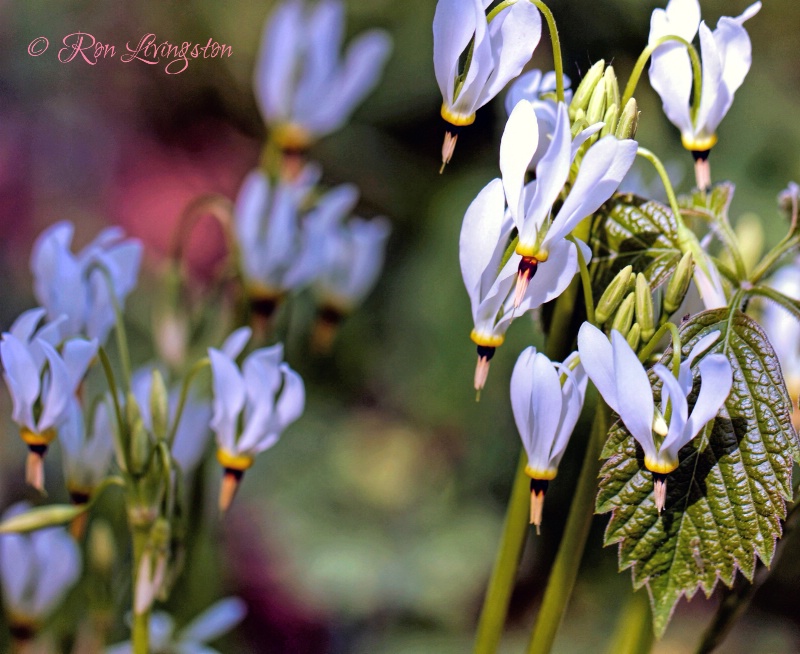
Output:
[
  {"xmin": 131, "ymin": 526, "xmax": 150, "ymax": 654},
  {"xmin": 168, "ymin": 357, "xmax": 210, "ymax": 445},
  {"xmin": 636, "ymin": 148, "xmax": 684, "ymax": 234},
  {"xmin": 713, "ymin": 220, "xmax": 748, "ymax": 281},
  {"xmin": 750, "ymin": 235, "xmax": 800, "ymax": 285},
  {"xmin": 91, "ymin": 263, "xmax": 133, "ymax": 391},
  {"xmin": 529, "ymin": 1, "xmax": 565, "ymax": 103},
  {"xmin": 472, "ymin": 279, "xmax": 579, "ymax": 653},
  {"xmin": 473, "ymin": 453, "xmax": 532, "ymax": 654},
  {"xmin": 637, "ymin": 321, "xmax": 681, "ymax": 375},
  {"xmin": 525, "ymin": 403, "xmax": 609, "ymax": 654},
  {"xmin": 97, "ymin": 347, "xmax": 125, "ymax": 437},
  {"xmin": 568, "ymin": 235, "xmax": 596, "ymax": 324},
  {"xmin": 604, "ymin": 591, "xmax": 654, "ymax": 654},
  {"xmin": 621, "ymin": 35, "xmax": 703, "ymax": 125}
]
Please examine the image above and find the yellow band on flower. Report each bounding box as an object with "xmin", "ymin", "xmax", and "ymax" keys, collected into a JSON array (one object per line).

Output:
[
  {"xmin": 514, "ymin": 244, "xmax": 548, "ymax": 262},
  {"xmin": 440, "ymin": 105, "xmax": 476, "ymax": 127},
  {"xmin": 216, "ymin": 449, "xmax": 254, "ymax": 472},
  {"xmin": 272, "ymin": 123, "xmax": 313, "ymax": 151},
  {"xmin": 247, "ymin": 283, "xmax": 283, "ymax": 302},
  {"xmin": 470, "ymin": 330, "xmax": 505, "ymax": 348},
  {"xmin": 20, "ymin": 427, "xmax": 56, "ymax": 447},
  {"xmin": 524, "ymin": 465, "xmax": 557, "ymax": 481},
  {"xmin": 644, "ymin": 453, "xmax": 679, "ymax": 475},
  {"xmin": 681, "ymin": 133, "xmax": 718, "ymax": 152}
]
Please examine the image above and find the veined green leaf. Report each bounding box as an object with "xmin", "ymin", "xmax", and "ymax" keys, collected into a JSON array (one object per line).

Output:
[
  {"xmin": 590, "ymin": 194, "xmax": 682, "ymax": 298},
  {"xmin": 596, "ymin": 308, "xmax": 800, "ymax": 637}
]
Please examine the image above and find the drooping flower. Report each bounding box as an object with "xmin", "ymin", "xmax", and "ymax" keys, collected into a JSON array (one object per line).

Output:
[
  {"xmin": 60, "ymin": 399, "xmax": 115, "ymax": 503},
  {"xmin": 0, "ymin": 503, "xmax": 82, "ymax": 636},
  {"xmin": 648, "ymin": 0, "xmax": 761, "ymax": 187},
  {"xmin": 0, "ymin": 308, "xmax": 98, "ymax": 490},
  {"xmin": 434, "ymin": 0, "xmax": 541, "ymax": 168},
  {"xmin": 209, "ymin": 327, "xmax": 305, "ymax": 510},
  {"xmin": 233, "ymin": 165, "xmax": 320, "ymax": 320},
  {"xmin": 254, "ymin": 0, "xmax": 392, "ymax": 151},
  {"xmin": 578, "ymin": 323, "xmax": 732, "ymax": 511},
  {"xmin": 501, "ymin": 100, "xmax": 637, "ymax": 306},
  {"xmin": 510, "ymin": 348, "xmax": 587, "ymax": 531},
  {"xmin": 107, "ymin": 597, "xmax": 247, "ymax": 654},
  {"xmin": 460, "ymin": 177, "xmax": 589, "ymax": 391},
  {"xmin": 31, "ymin": 221, "xmax": 142, "ymax": 344}
]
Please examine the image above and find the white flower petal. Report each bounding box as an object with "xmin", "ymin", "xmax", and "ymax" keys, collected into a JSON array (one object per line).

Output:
[
  {"xmin": 433, "ymin": 0, "xmax": 479, "ymax": 107},
  {"xmin": 684, "ymin": 353, "xmax": 732, "ymax": 442},
  {"xmin": 577, "ymin": 323, "xmax": 618, "ymax": 414},
  {"xmin": 500, "ymin": 100, "xmax": 539, "ymax": 223},
  {"xmin": 208, "ymin": 348, "xmax": 247, "ymax": 453},
  {"xmin": 178, "ymin": 597, "xmax": 247, "ymax": 643},
  {"xmin": 611, "ymin": 331, "xmax": 657, "ymax": 455}
]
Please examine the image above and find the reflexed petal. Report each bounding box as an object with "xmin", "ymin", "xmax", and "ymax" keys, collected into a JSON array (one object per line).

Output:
[
  {"xmin": 1, "ymin": 335, "xmax": 41, "ymax": 429},
  {"xmin": 549, "ymin": 357, "xmax": 587, "ymax": 467},
  {"xmin": 577, "ymin": 322, "xmax": 618, "ymax": 413},
  {"xmin": 61, "ymin": 337, "xmax": 98, "ymax": 390},
  {"xmin": 510, "ymin": 347, "xmax": 536, "ymax": 448},
  {"xmin": 221, "ymin": 328, "xmax": 252, "ymax": 361},
  {"xmin": 36, "ymin": 341, "xmax": 72, "ymax": 432},
  {"xmin": 275, "ymin": 366, "xmax": 305, "ymax": 432},
  {"xmin": 527, "ymin": 353, "xmax": 563, "ymax": 469},
  {"xmin": 504, "ymin": 69, "xmax": 543, "ymax": 114},
  {"xmin": 500, "ymin": 101, "xmax": 539, "ymax": 223},
  {"xmin": 31, "ymin": 527, "xmax": 81, "ymax": 617},
  {"xmin": 179, "ymin": 597, "xmax": 247, "ymax": 643},
  {"xmin": 693, "ymin": 254, "xmax": 727, "ymax": 309},
  {"xmin": 653, "ymin": 364, "xmax": 689, "ymax": 453},
  {"xmin": 433, "ymin": 0, "xmax": 478, "ymax": 105},
  {"xmin": 8, "ymin": 308, "xmax": 47, "ymax": 343},
  {"xmin": 684, "ymin": 354, "xmax": 732, "ymax": 441},
  {"xmin": 0, "ymin": 507, "xmax": 33, "ymax": 611},
  {"xmin": 208, "ymin": 349, "xmax": 247, "ymax": 452},
  {"xmin": 678, "ymin": 330, "xmax": 721, "ymax": 393},
  {"xmin": 695, "ymin": 22, "xmax": 725, "ymax": 138},
  {"xmin": 449, "ymin": 0, "xmax": 492, "ymax": 116},
  {"xmin": 611, "ymin": 331, "xmax": 656, "ymax": 453}
]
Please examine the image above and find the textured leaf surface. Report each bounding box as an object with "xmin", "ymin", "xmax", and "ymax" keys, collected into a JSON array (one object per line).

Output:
[
  {"xmin": 596, "ymin": 308, "xmax": 800, "ymax": 637},
  {"xmin": 590, "ymin": 194, "xmax": 682, "ymax": 297}
]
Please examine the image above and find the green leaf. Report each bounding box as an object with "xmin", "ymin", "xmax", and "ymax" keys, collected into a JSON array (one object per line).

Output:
[
  {"xmin": 0, "ymin": 504, "xmax": 88, "ymax": 533},
  {"xmin": 596, "ymin": 308, "xmax": 800, "ymax": 638},
  {"xmin": 590, "ymin": 194, "xmax": 682, "ymax": 298},
  {"xmin": 680, "ymin": 181, "xmax": 735, "ymax": 224}
]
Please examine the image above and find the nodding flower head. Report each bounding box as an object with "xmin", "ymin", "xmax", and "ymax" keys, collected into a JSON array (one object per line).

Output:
[{"xmin": 254, "ymin": 0, "xmax": 392, "ymax": 150}]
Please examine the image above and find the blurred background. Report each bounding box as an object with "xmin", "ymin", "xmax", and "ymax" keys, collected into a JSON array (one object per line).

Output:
[{"xmin": 1, "ymin": 0, "xmax": 800, "ymax": 652}]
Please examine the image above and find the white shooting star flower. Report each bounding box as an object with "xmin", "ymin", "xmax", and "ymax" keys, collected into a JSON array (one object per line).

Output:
[
  {"xmin": 511, "ymin": 348, "xmax": 587, "ymax": 531},
  {"xmin": 578, "ymin": 323, "xmax": 732, "ymax": 511},
  {"xmin": 0, "ymin": 503, "xmax": 81, "ymax": 636},
  {"xmin": 0, "ymin": 308, "xmax": 98, "ymax": 490},
  {"xmin": 648, "ymin": 0, "xmax": 761, "ymax": 187},
  {"xmin": 500, "ymin": 100, "xmax": 637, "ymax": 307},
  {"xmin": 31, "ymin": 221, "xmax": 142, "ymax": 345},
  {"xmin": 460, "ymin": 177, "xmax": 589, "ymax": 391},
  {"xmin": 209, "ymin": 327, "xmax": 305, "ymax": 511},
  {"xmin": 434, "ymin": 0, "xmax": 541, "ymax": 168},
  {"xmin": 60, "ymin": 399, "xmax": 115, "ymax": 504},
  {"xmin": 254, "ymin": 0, "xmax": 392, "ymax": 151}
]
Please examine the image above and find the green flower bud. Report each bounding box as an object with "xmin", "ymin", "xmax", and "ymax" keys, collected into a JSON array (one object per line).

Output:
[
  {"xmin": 0, "ymin": 503, "xmax": 88, "ymax": 534},
  {"xmin": 615, "ymin": 98, "xmax": 640, "ymax": 140},
  {"xmin": 150, "ymin": 369, "xmax": 169, "ymax": 443},
  {"xmin": 600, "ymin": 104, "xmax": 619, "ymax": 138},
  {"xmin": 635, "ymin": 273, "xmax": 656, "ymax": 342},
  {"xmin": 127, "ymin": 393, "xmax": 153, "ymax": 477},
  {"xmin": 569, "ymin": 60, "xmax": 605, "ymax": 119},
  {"xmin": 571, "ymin": 109, "xmax": 588, "ymax": 137},
  {"xmin": 664, "ymin": 251, "xmax": 694, "ymax": 315},
  {"xmin": 626, "ymin": 323, "xmax": 642, "ymax": 351},
  {"xmin": 596, "ymin": 265, "xmax": 634, "ymax": 324},
  {"xmin": 586, "ymin": 78, "xmax": 607, "ymax": 126},
  {"xmin": 604, "ymin": 66, "xmax": 620, "ymax": 111},
  {"xmin": 89, "ymin": 519, "xmax": 117, "ymax": 575},
  {"xmin": 611, "ymin": 293, "xmax": 635, "ymax": 337}
]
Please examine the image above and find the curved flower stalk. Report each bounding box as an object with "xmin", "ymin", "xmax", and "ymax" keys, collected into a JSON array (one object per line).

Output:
[
  {"xmin": 504, "ymin": 70, "xmax": 572, "ymax": 172},
  {"xmin": 578, "ymin": 323, "xmax": 732, "ymax": 511},
  {"xmin": 648, "ymin": 0, "xmax": 761, "ymax": 188},
  {"xmin": 0, "ymin": 503, "xmax": 82, "ymax": 638},
  {"xmin": 460, "ymin": 177, "xmax": 589, "ymax": 391},
  {"xmin": 131, "ymin": 367, "xmax": 213, "ymax": 475},
  {"xmin": 254, "ymin": 0, "xmax": 392, "ymax": 151},
  {"xmin": 107, "ymin": 597, "xmax": 246, "ymax": 654},
  {"xmin": 234, "ymin": 165, "xmax": 321, "ymax": 319},
  {"xmin": 209, "ymin": 328, "xmax": 305, "ymax": 511},
  {"xmin": 434, "ymin": 0, "xmax": 541, "ymax": 168},
  {"xmin": 0, "ymin": 308, "xmax": 98, "ymax": 490},
  {"xmin": 60, "ymin": 399, "xmax": 115, "ymax": 504},
  {"xmin": 511, "ymin": 348, "xmax": 587, "ymax": 531},
  {"xmin": 31, "ymin": 221, "xmax": 143, "ymax": 344},
  {"xmin": 501, "ymin": 100, "xmax": 637, "ymax": 306}
]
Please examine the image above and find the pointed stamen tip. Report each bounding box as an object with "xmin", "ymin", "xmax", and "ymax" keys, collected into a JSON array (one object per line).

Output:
[
  {"xmin": 514, "ymin": 258, "xmax": 539, "ymax": 308},
  {"xmin": 25, "ymin": 449, "xmax": 46, "ymax": 492},
  {"xmin": 474, "ymin": 356, "xmax": 491, "ymax": 392},
  {"xmin": 440, "ymin": 131, "xmax": 458, "ymax": 172},
  {"xmin": 219, "ymin": 469, "xmax": 245, "ymax": 513},
  {"xmin": 529, "ymin": 479, "xmax": 549, "ymax": 533},
  {"xmin": 653, "ymin": 474, "xmax": 668, "ymax": 513}
]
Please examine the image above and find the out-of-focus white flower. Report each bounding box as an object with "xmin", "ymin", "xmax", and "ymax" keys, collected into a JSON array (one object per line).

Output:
[
  {"xmin": 692, "ymin": 250, "xmax": 728, "ymax": 310},
  {"xmin": 648, "ymin": 0, "xmax": 761, "ymax": 154},
  {"xmin": 434, "ymin": 0, "xmax": 541, "ymax": 167},
  {"xmin": 500, "ymin": 100, "xmax": 636, "ymax": 306},
  {"xmin": 0, "ymin": 502, "xmax": 81, "ymax": 631},
  {"xmin": 209, "ymin": 328, "xmax": 305, "ymax": 510},
  {"xmin": 459, "ymin": 176, "xmax": 588, "ymax": 391},
  {"xmin": 31, "ymin": 221, "xmax": 142, "ymax": 344},
  {"xmin": 234, "ymin": 166, "xmax": 320, "ymax": 317},
  {"xmin": 107, "ymin": 597, "xmax": 247, "ymax": 654},
  {"xmin": 578, "ymin": 323, "xmax": 732, "ymax": 511},
  {"xmin": 511, "ymin": 348, "xmax": 587, "ymax": 530},
  {"xmin": 131, "ymin": 366, "xmax": 213, "ymax": 475},
  {"xmin": 60, "ymin": 399, "xmax": 114, "ymax": 502},
  {"xmin": 0, "ymin": 308, "xmax": 98, "ymax": 490},
  {"xmin": 254, "ymin": 0, "xmax": 392, "ymax": 150}
]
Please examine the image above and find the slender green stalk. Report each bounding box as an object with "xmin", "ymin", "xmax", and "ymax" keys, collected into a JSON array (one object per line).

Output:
[
  {"xmin": 97, "ymin": 347, "xmax": 125, "ymax": 436},
  {"xmin": 92, "ymin": 264, "xmax": 133, "ymax": 391},
  {"xmin": 750, "ymin": 235, "xmax": 800, "ymax": 284},
  {"xmin": 473, "ymin": 454, "xmax": 532, "ymax": 654},
  {"xmin": 604, "ymin": 591, "xmax": 654, "ymax": 654},
  {"xmin": 131, "ymin": 526, "xmax": 150, "ymax": 654},
  {"xmin": 568, "ymin": 235, "xmax": 596, "ymax": 325},
  {"xmin": 530, "ymin": 1, "xmax": 565, "ymax": 103},
  {"xmin": 621, "ymin": 35, "xmax": 702, "ymax": 125},
  {"xmin": 168, "ymin": 357, "xmax": 210, "ymax": 445},
  {"xmin": 525, "ymin": 403, "xmax": 609, "ymax": 654},
  {"xmin": 636, "ymin": 148, "xmax": 684, "ymax": 233},
  {"xmin": 637, "ymin": 321, "xmax": 681, "ymax": 375},
  {"xmin": 472, "ymin": 280, "xmax": 579, "ymax": 653}
]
